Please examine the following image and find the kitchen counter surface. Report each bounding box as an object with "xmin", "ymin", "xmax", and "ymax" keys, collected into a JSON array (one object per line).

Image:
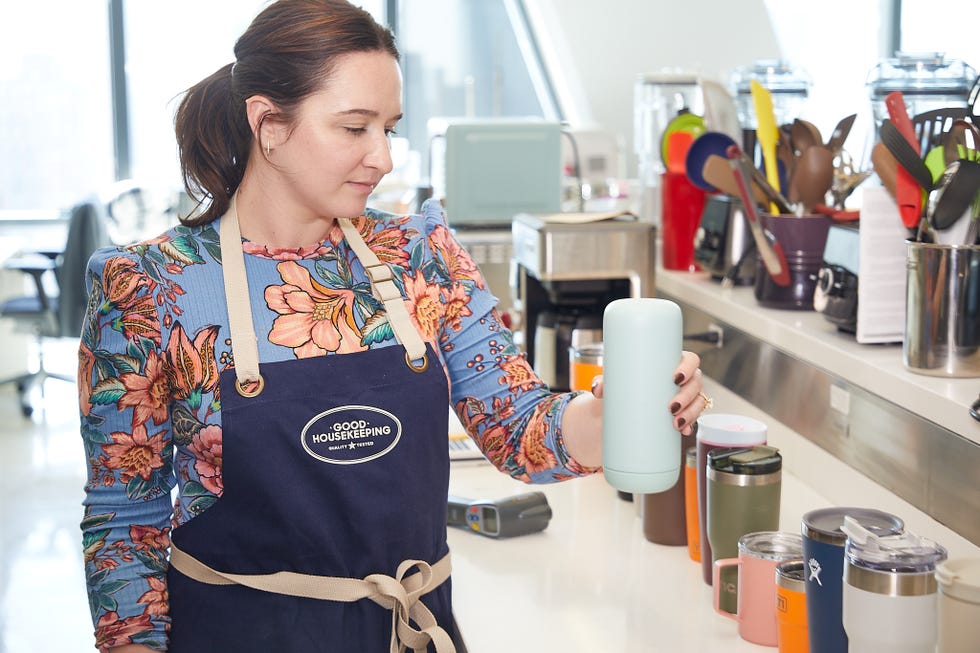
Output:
[
  {"xmin": 653, "ymin": 267, "xmax": 980, "ymax": 444},
  {"xmin": 447, "ymin": 379, "xmax": 980, "ymax": 653}
]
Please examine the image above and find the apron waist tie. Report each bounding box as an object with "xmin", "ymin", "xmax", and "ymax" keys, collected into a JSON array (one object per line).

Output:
[{"xmin": 170, "ymin": 543, "xmax": 455, "ymax": 653}]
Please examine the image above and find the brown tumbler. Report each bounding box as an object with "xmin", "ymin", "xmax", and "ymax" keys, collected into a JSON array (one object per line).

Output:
[{"xmin": 640, "ymin": 423, "xmax": 692, "ymax": 546}]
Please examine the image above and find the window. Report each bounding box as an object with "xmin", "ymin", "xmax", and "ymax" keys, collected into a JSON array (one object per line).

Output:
[{"xmin": 0, "ymin": 2, "xmax": 114, "ymax": 212}]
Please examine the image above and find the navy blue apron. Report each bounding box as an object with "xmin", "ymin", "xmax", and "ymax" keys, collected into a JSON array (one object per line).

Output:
[{"xmin": 167, "ymin": 199, "xmax": 458, "ymax": 652}]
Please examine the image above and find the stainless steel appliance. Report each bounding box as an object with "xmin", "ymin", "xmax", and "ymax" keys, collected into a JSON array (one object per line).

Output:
[{"xmin": 511, "ymin": 213, "xmax": 657, "ymax": 390}]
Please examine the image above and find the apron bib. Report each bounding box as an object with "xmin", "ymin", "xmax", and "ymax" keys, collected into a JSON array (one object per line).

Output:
[{"xmin": 167, "ymin": 198, "xmax": 457, "ymax": 652}]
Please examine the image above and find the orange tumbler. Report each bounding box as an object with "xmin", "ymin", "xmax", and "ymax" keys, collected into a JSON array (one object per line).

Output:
[
  {"xmin": 683, "ymin": 446, "xmax": 700, "ymax": 562},
  {"xmin": 775, "ymin": 560, "xmax": 809, "ymax": 653}
]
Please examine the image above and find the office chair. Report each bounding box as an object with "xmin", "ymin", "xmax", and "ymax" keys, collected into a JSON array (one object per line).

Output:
[{"xmin": 0, "ymin": 200, "xmax": 111, "ymax": 417}]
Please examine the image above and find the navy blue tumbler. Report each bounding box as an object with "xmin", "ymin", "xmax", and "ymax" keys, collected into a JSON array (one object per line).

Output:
[{"xmin": 801, "ymin": 507, "xmax": 904, "ymax": 653}]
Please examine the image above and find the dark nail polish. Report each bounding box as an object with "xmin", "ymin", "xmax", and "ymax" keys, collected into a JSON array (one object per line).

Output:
[
  {"xmin": 677, "ymin": 417, "xmax": 686, "ymax": 428},
  {"xmin": 674, "ymin": 373, "xmax": 684, "ymax": 385},
  {"xmin": 670, "ymin": 402, "xmax": 681, "ymax": 415}
]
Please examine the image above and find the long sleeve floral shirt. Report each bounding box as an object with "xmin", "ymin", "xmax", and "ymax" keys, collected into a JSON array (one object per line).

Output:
[{"xmin": 78, "ymin": 200, "xmax": 598, "ymax": 650}]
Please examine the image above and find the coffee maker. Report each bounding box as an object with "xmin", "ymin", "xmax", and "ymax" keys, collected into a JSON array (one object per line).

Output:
[{"xmin": 511, "ymin": 212, "xmax": 657, "ymax": 391}]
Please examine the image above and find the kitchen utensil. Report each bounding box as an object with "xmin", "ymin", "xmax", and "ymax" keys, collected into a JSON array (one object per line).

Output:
[
  {"xmin": 886, "ymin": 90, "xmax": 920, "ymax": 153},
  {"xmin": 707, "ymin": 446, "xmax": 782, "ymax": 615},
  {"xmin": 660, "ymin": 110, "xmax": 706, "ymax": 167},
  {"xmin": 842, "ymin": 517, "xmax": 948, "ymax": 653},
  {"xmin": 930, "ymin": 160, "xmax": 980, "ymax": 231},
  {"xmin": 738, "ymin": 150, "xmax": 795, "ymax": 214},
  {"xmin": 728, "ymin": 145, "xmax": 792, "ymax": 286},
  {"xmin": 801, "ymin": 507, "xmax": 905, "ymax": 653},
  {"xmin": 871, "ymin": 141, "xmax": 899, "ymax": 197},
  {"xmin": 790, "ymin": 119, "xmax": 821, "ymax": 156},
  {"xmin": 701, "ymin": 154, "xmax": 769, "ymax": 204},
  {"xmin": 880, "ymin": 119, "xmax": 934, "ymax": 189},
  {"xmin": 943, "ymin": 119, "xmax": 980, "ymax": 166},
  {"xmin": 913, "ymin": 106, "xmax": 972, "ymax": 155},
  {"xmin": 685, "ymin": 131, "xmax": 739, "ymax": 190},
  {"xmin": 696, "ymin": 414, "xmax": 768, "ymax": 586},
  {"xmin": 752, "ymin": 80, "xmax": 783, "ymax": 211},
  {"xmin": 973, "ymin": 394, "xmax": 980, "ymax": 421},
  {"xmin": 831, "ymin": 149, "xmax": 872, "ymax": 208},
  {"xmin": 713, "ymin": 531, "xmax": 804, "ymax": 646},
  {"xmin": 665, "ymin": 130, "xmax": 695, "ymax": 174},
  {"xmin": 826, "ymin": 113, "xmax": 858, "ymax": 154},
  {"xmin": 813, "ymin": 203, "xmax": 860, "ymax": 222},
  {"xmin": 699, "ymin": 77, "xmax": 743, "ymax": 142},
  {"xmin": 792, "ymin": 145, "xmax": 835, "ymax": 211},
  {"xmin": 880, "ymin": 119, "xmax": 931, "ymax": 229}
]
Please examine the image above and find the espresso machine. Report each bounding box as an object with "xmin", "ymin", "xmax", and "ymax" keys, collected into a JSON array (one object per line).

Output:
[{"xmin": 511, "ymin": 212, "xmax": 657, "ymax": 391}]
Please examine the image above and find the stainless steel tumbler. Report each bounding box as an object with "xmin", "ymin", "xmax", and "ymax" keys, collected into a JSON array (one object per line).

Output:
[
  {"xmin": 841, "ymin": 517, "xmax": 947, "ymax": 653},
  {"xmin": 706, "ymin": 445, "xmax": 782, "ymax": 615}
]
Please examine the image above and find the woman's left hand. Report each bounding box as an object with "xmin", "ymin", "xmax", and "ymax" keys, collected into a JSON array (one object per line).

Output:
[
  {"xmin": 590, "ymin": 350, "xmax": 707, "ymax": 437},
  {"xmin": 668, "ymin": 351, "xmax": 705, "ymax": 436}
]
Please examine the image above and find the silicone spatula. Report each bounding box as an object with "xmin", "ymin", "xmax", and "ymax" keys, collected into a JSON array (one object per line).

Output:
[
  {"xmin": 751, "ymin": 80, "xmax": 782, "ymax": 214},
  {"xmin": 885, "ymin": 91, "xmax": 924, "ymax": 229}
]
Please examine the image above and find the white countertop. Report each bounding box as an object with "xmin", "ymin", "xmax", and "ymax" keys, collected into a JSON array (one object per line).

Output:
[
  {"xmin": 653, "ymin": 267, "xmax": 980, "ymax": 444},
  {"xmin": 447, "ymin": 379, "xmax": 980, "ymax": 653}
]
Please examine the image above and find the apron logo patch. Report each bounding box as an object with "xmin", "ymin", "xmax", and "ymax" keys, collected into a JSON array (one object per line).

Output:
[{"xmin": 301, "ymin": 405, "xmax": 402, "ymax": 465}]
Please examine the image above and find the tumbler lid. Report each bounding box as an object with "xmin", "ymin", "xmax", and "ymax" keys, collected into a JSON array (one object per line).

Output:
[
  {"xmin": 936, "ymin": 558, "xmax": 980, "ymax": 604},
  {"xmin": 696, "ymin": 413, "xmax": 767, "ymax": 446},
  {"xmin": 708, "ymin": 445, "xmax": 781, "ymax": 475},
  {"xmin": 801, "ymin": 507, "xmax": 904, "ymax": 545},
  {"xmin": 739, "ymin": 531, "xmax": 803, "ymax": 561},
  {"xmin": 843, "ymin": 516, "xmax": 947, "ymax": 574}
]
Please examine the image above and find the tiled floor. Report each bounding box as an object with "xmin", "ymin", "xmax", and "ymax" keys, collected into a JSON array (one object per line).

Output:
[{"xmin": 0, "ymin": 338, "xmax": 95, "ymax": 652}]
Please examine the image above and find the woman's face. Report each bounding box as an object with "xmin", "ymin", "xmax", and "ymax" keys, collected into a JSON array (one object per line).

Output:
[{"xmin": 270, "ymin": 50, "xmax": 402, "ymax": 220}]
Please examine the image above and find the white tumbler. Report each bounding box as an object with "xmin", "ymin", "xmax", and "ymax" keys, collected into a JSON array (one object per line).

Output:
[
  {"xmin": 601, "ymin": 297, "xmax": 682, "ymax": 494},
  {"xmin": 936, "ymin": 558, "xmax": 980, "ymax": 653},
  {"xmin": 841, "ymin": 517, "xmax": 947, "ymax": 653}
]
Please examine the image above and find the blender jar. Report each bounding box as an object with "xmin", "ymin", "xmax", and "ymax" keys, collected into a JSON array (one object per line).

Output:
[
  {"xmin": 633, "ymin": 71, "xmax": 702, "ymax": 224},
  {"xmin": 731, "ymin": 59, "xmax": 811, "ymax": 130},
  {"xmin": 866, "ymin": 52, "xmax": 976, "ymax": 130}
]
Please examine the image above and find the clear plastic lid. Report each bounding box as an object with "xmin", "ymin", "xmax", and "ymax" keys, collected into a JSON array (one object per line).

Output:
[
  {"xmin": 843, "ymin": 516, "xmax": 948, "ymax": 574},
  {"xmin": 866, "ymin": 52, "xmax": 976, "ymax": 99}
]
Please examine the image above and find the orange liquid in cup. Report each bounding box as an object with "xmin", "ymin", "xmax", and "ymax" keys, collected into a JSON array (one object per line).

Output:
[{"xmin": 569, "ymin": 344, "xmax": 603, "ymax": 392}]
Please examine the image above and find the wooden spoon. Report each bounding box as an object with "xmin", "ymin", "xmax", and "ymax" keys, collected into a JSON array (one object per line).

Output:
[
  {"xmin": 871, "ymin": 141, "xmax": 898, "ymax": 198},
  {"xmin": 701, "ymin": 154, "xmax": 768, "ymax": 204},
  {"xmin": 792, "ymin": 146, "xmax": 835, "ymax": 212}
]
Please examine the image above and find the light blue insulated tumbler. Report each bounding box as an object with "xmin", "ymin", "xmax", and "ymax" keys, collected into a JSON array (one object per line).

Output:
[{"xmin": 602, "ymin": 297, "xmax": 682, "ymax": 494}]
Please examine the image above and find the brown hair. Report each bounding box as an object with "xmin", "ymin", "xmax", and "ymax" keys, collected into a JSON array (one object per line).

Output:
[{"xmin": 173, "ymin": 0, "xmax": 398, "ymax": 225}]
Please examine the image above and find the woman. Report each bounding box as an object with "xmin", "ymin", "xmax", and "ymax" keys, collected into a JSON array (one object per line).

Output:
[{"xmin": 78, "ymin": 1, "xmax": 705, "ymax": 651}]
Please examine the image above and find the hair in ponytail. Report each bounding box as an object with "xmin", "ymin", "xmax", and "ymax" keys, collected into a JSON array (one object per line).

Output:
[{"xmin": 173, "ymin": 0, "xmax": 398, "ymax": 225}]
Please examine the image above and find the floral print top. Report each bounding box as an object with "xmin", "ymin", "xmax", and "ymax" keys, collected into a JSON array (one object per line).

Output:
[{"xmin": 78, "ymin": 200, "xmax": 598, "ymax": 651}]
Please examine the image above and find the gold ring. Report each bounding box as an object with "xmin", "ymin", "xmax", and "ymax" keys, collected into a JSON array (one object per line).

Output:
[{"xmin": 698, "ymin": 392, "xmax": 713, "ymax": 413}]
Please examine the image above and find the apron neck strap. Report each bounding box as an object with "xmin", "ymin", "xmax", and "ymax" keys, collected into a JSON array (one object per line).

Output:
[
  {"xmin": 219, "ymin": 195, "xmax": 263, "ymax": 393},
  {"xmin": 219, "ymin": 200, "xmax": 430, "ymax": 393},
  {"xmin": 337, "ymin": 218, "xmax": 428, "ymax": 367}
]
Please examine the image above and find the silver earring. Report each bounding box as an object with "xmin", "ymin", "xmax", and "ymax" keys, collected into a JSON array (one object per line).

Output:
[{"xmin": 265, "ymin": 139, "xmax": 272, "ymax": 156}]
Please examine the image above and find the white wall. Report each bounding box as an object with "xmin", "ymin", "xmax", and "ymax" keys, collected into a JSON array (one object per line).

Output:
[{"xmin": 525, "ymin": 0, "xmax": 782, "ymax": 174}]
